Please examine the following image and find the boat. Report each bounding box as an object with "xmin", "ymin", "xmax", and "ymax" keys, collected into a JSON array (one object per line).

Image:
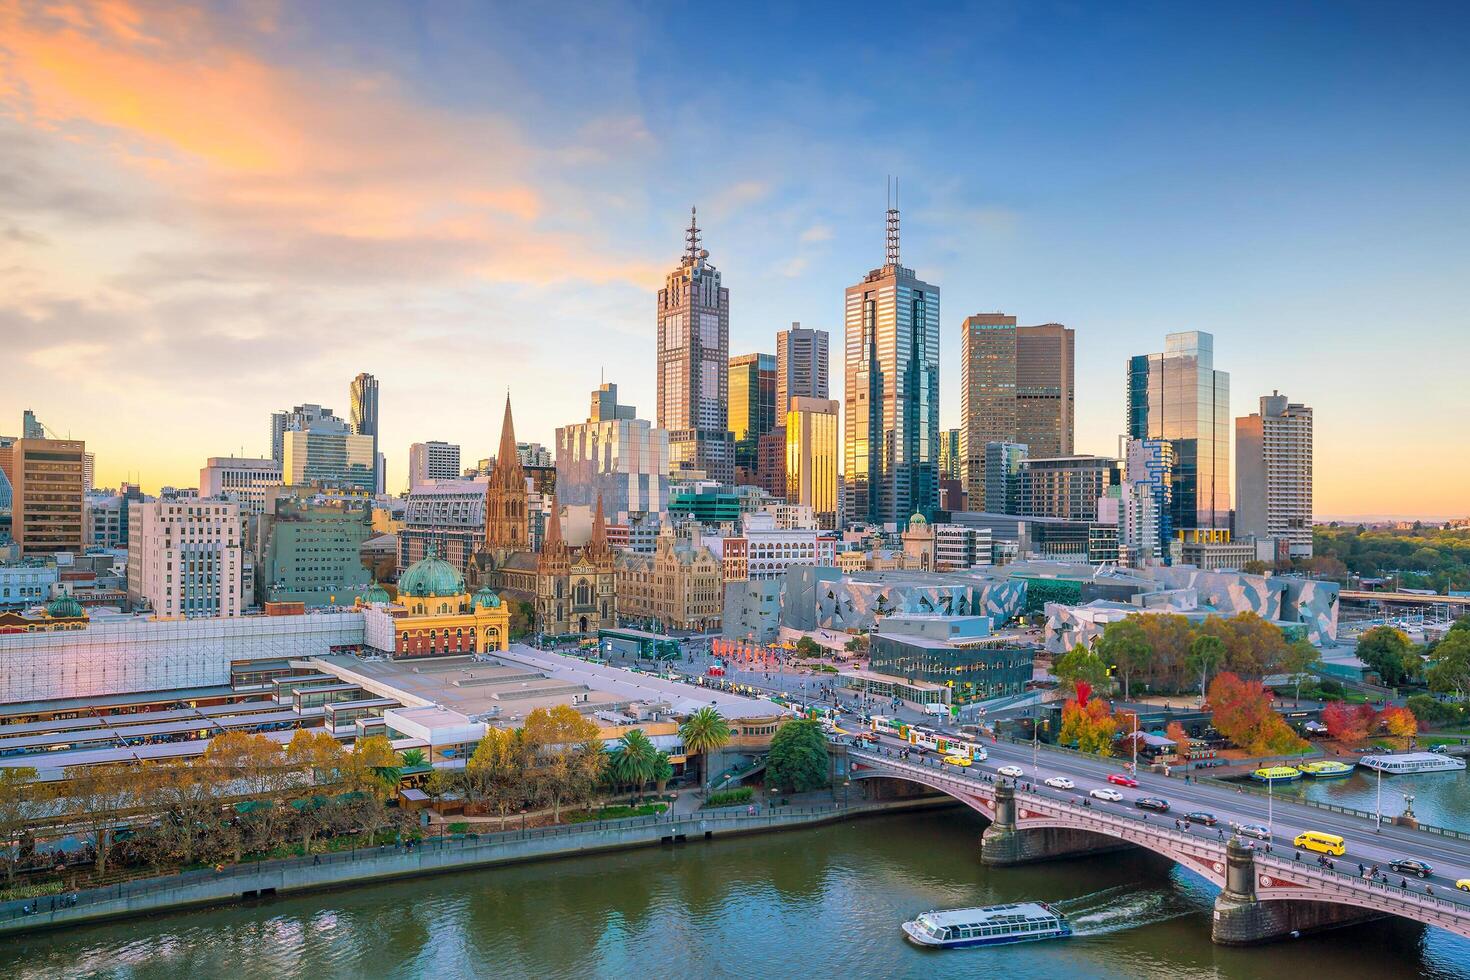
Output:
[
  {"xmin": 902, "ymin": 902, "xmax": 1072, "ymax": 948},
  {"xmin": 1298, "ymin": 761, "xmax": 1354, "ymax": 779},
  {"xmin": 1357, "ymin": 752, "xmax": 1467, "ymax": 775},
  {"xmin": 1251, "ymin": 765, "xmax": 1303, "ymax": 784}
]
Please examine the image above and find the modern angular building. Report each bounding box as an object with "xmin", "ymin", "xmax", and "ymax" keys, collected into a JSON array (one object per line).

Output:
[
  {"xmin": 844, "ymin": 201, "xmax": 940, "ymax": 526},
  {"xmin": 1127, "ymin": 331, "xmax": 1231, "ymax": 532},
  {"xmin": 1236, "ymin": 391, "xmax": 1314, "ymax": 558},
  {"xmin": 938, "ymin": 428, "xmax": 962, "ymax": 482},
  {"xmin": 657, "ymin": 208, "xmax": 733, "ymax": 483},
  {"xmin": 729, "ymin": 352, "xmax": 776, "ymax": 480},
  {"xmin": 785, "ymin": 397, "xmax": 839, "ymax": 529},
  {"xmin": 349, "ymin": 373, "xmax": 383, "ymax": 493},
  {"xmin": 776, "ymin": 323, "xmax": 829, "ymax": 411},
  {"xmin": 555, "ymin": 382, "xmax": 669, "ymax": 522}
]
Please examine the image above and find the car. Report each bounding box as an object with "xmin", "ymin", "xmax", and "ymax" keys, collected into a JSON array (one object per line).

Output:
[
  {"xmin": 1390, "ymin": 859, "xmax": 1434, "ymax": 878},
  {"xmin": 1230, "ymin": 822, "xmax": 1272, "ymax": 840},
  {"xmin": 1351, "ymin": 746, "xmax": 1372, "ymax": 753},
  {"xmin": 1185, "ymin": 811, "xmax": 1218, "ymax": 826},
  {"xmin": 943, "ymin": 754, "xmax": 973, "ymax": 768},
  {"xmin": 1134, "ymin": 797, "xmax": 1171, "ymax": 813},
  {"xmin": 852, "ymin": 732, "xmax": 878, "ymax": 745},
  {"xmin": 997, "ymin": 765, "xmax": 1025, "ymax": 778},
  {"xmin": 1089, "ymin": 788, "xmax": 1123, "ymax": 802},
  {"xmin": 1044, "ymin": 776, "xmax": 1075, "ymax": 790},
  {"xmin": 1107, "ymin": 773, "xmax": 1139, "ymax": 788},
  {"xmin": 1457, "ymin": 879, "xmax": 1470, "ymax": 892},
  {"xmin": 1430, "ymin": 744, "xmax": 1448, "ymax": 754}
]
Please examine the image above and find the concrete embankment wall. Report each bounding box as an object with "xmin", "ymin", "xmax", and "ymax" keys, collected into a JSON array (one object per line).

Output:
[{"xmin": 0, "ymin": 797, "xmax": 954, "ymax": 937}]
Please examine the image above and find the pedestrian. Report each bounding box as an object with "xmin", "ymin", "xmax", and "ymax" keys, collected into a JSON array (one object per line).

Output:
[{"xmin": 1294, "ymin": 850, "xmax": 1300, "ymax": 861}]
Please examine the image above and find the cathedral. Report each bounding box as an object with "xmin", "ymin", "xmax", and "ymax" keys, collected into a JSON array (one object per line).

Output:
[{"xmin": 474, "ymin": 394, "xmax": 617, "ymax": 637}]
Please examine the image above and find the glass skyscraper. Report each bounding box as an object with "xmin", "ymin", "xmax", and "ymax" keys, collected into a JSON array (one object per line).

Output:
[
  {"xmin": 1127, "ymin": 331, "xmax": 1230, "ymax": 532},
  {"xmin": 843, "ymin": 204, "xmax": 940, "ymax": 526},
  {"xmin": 729, "ymin": 352, "xmax": 776, "ymax": 479}
]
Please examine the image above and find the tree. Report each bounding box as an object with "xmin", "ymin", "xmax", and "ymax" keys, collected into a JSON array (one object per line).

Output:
[
  {"xmin": 204, "ymin": 731, "xmax": 288, "ymax": 798},
  {"xmin": 286, "ymin": 729, "xmax": 346, "ymax": 788},
  {"xmin": 1207, "ymin": 672, "xmax": 1307, "ymax": 756},
  {"xmin": 766, "ymin": 719, "xmax": 829, "ymax": 793},
  {"xmin": 1355, "ymin": 626, "xmax": 1420, "ymax": 687},
  {"xmin": 1242, "ymin": 560, "xmax": 1269, "ymax": 575},
  {"xmin": 524, "ymin": 705, "xmax": 603, "ymax": 822},
  {"xmin": 608, "ymin": 729, "xmax": 660, "ymax": 799},
  {"xmin": 1165, "ymin": 720, "xmax": 1190, "ymax": 751},
  {"xmin": 1059, "ymin": 697, "xmax": 1117, "ymax": 755},
  {"xmin": 795, "ymin": 637, "xmax": 822, "ymax": 658},
  {"xmin": 679, "ymin": 706, "xmax": 733, "ymax": 792},
  {"xmin": 1052, "ymin": 646, "xmax": 1110, "ymax": 698},
  {"xmin": 1280, "ymin": 639, "xmax": 1322, "ymax": 701},
  {"xmin": 1427, "ymin": 630, "xmax": 1470, "ymax": 700},
  {"xmin": 144, "ymin": 759, "xmax": 226, "ymax": 866},
  {"xmin": 652, "ymin": 753, "xmax": 674, "ymax": 793},
  {"xmin": 1322, "ymin": 701, "xmax": 1374, "ymax": 742},
  {"xmin": 343, "ymin": 735, "xmax": 402, "ymax": 797},
  {"xmin": 468, "ymin": 727, "xmax": 534, "ymax": 828},
  {"xmin": 64, "ymin": 765, "xmax": 137, "ymax": 873},
  {"xmin": 399, "ymin": 748, "xmax": 428, "ymax": 768},
  {"xmin": 0, "ymin": 767, "xmax": 46, "ymax": 884},
  {"xmin": 1096, "ymin": 618, "xmax": 1152, "ymax": 700},
  {"xmin": 1380, "ymin": 705, "xmax": 1418, "ymax": 738},
  {"xmin": 1187, "ymin": 634, "xmax": 1227, "ymax": 701},
  {"xmin": 1405, "ymin": 693, "xmax": 1463, "ymax": 726}
]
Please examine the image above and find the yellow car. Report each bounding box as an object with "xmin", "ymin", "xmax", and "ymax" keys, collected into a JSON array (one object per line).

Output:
[
  {"xmin": 1458, "ymin": 879, "xmax": 1470, "ymax": 892},
  {"xmin": 943, "ymin": 754, "xmax": 973, "ymax": 768}
]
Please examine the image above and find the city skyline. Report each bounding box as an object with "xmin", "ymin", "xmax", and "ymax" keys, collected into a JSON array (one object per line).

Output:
[{"xmin": 2, "ymin": 2, "xmax": 1467, "ymax": 518}]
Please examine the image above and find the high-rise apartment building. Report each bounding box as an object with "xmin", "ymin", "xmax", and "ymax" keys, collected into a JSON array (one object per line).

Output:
[
  {"xmin": 1236, "ymin": 391, "xmax": 1313, "ymax": 558},
  {"xmin": 776, "ymin": 323, "xmax": 829, "ymax": 412},
  {"xmin": 959, "ymin": 316, "xmax": 1074, "ymax": 506},
  {"xmin": 199, "ymin": 456, "xmax": 282, "ymax": 516},
  {"xmin": 556, "ymin": 382, "xmax": 670, "ymax": 522},
  {"xmin": 729, "ymin": 352, "xmax": 776, "ymax": 479},
  {"xmin": 844, "ymin": 201, "xmax": 940, "ymax": 526},
  {"xmin": 1018, "ymin": 455, "xmax": 1120, "ymax": 522},
  {"xmin": 270, "ymin": 404, "xmax": 341, "ymax": 465},
  {"xmin": 1127, "ymin": 331, "xmax": 1231, "ymax": 531},
  {"xmin": 1124, "ymin": 438, "xmax": 1175, "ymax": 561},
  {"xmin": 657, "ymin": 209, "xmax": 733, "ymax": 483},
  {"xmin": 7, "ymin": 438, "xmax": 86, "ymax": 555},
  {"xmin": 82, "ymin": 452, "xmax": 95, "ymax": 492},
  {"xmin": 349, "ymin": 373, "xmax": 383, "ymax": 494},
  {"xmin": 127, "ymin": 499, "xmax": 243, "ymax": 618},
  {"xmin": 408, "ymin": 441, "xmax": 462, "ymax": 490},
  {"xmin": 785, "ymin": 397, "xmax": 839, "ymax": 530},
  {"xmin": 983, "ymin": 441, "xmax": 1028, "ymax": 516},
  {"xmin": 281, "ymin": 418, "xmax": 376, "ymax": 492},
  {"xmin": 517, "ymin": 443, "xmax": 553, "ymax": 469}
]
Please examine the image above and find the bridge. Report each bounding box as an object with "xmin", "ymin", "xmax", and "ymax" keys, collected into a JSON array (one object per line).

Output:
[{"xmin": 843, "ymin": 744, "xmax": 1470, "ymax": 945}]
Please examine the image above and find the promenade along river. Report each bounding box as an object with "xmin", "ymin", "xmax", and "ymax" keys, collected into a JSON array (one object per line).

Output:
[{"xmin": 4, "ymin": 803, "xmax": 1469, "ymax": 980}]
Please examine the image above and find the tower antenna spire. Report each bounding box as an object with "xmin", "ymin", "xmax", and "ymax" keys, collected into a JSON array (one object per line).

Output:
[
  {"xmin": 685, "ymin": 206, "xmax": 701, "ymax": 263},
  {"xmin": 886, "ymin": 176, "xmax": 901, "ymax": 266}
]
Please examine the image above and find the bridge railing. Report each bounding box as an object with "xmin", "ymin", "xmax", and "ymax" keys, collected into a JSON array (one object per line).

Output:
[
  {"xmin": 1195, "ymin": 775, "xmax": 1470, "ymax": 842},
  {"xmin": 1256, "ymin": 853, "xmax": 1470, "ymax": 925}
]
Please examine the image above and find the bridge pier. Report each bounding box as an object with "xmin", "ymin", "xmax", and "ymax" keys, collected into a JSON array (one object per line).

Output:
[
  {"xmin": 979, "ymin": 783, "xmax": 1131, "ymax": 866},
  {"xmin": 1211, "ymin": 838, "xmax": 1382, "ymax": 945}
]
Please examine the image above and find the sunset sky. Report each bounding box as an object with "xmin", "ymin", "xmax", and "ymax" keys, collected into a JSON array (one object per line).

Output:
[{"xmin": 2, "ymin": 1, "xmax": 1466, "ymax": 519}]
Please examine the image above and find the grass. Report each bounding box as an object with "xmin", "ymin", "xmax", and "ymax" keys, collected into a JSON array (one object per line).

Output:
[
  {"xmin": 703, "ymin": 787, "xmax": 754, "ymax": 808},
  {"xmin": 0, "ymin": 879, "xmax": 64, "ymax": 902},
  {"xmin": 567, "ymin": 803, "xmax": 669, "ymax": 823}
]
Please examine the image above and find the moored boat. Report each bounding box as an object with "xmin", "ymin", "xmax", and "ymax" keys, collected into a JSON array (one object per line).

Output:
[
  {"xmin": 1298, "ymin": 761, "xmax": 1354, "ymax": 779},
  {"xmin": 1251, "ymin": 765, "xmax": 1302, "ymax": 784},
  {"xmin": 1358, "ymin": 752, "xmax": 1467, "ymax": 775},
  {"xmin": 902, "ymin": 902, "xmax": 1071, "ymax": 948}
]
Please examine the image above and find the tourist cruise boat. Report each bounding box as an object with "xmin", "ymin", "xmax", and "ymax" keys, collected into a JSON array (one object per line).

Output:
[
  {"xmin": 902, "ymin": 902, "xmax": 1072, "ymax": 948},
  {"xmin": 1298, "ymin": 760, "xmax": 1354, "ymax": 779},
  {"xmin": 1358, "ymin": 752, "xmax": 1467, "ymax": 775},
  {"xmin": 1251, "ymin": 765, "xmax": 1303, "ymax": 784}
]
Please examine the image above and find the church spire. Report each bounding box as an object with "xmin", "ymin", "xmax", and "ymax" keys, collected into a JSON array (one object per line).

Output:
[
  {"xmin": 541, "ymin": 494, "xmax": 566, "ymax": 556},
  {"xmin": 483, "ymin": 393, "xmax": 528, "ymax": 552},
  {"xmin": 587, "ymin": 492, "xmax": 609, "ymax": 558}
]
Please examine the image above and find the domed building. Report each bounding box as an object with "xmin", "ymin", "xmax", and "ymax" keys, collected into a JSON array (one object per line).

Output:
[{"xmin": 361, "ymin": 544, "xmax": 510, "ymax": 659}]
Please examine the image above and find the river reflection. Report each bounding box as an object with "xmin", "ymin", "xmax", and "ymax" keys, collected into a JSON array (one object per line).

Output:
[{"xmin": 3, "ymin": 808, "xmax": 1467, "ymax": 979}]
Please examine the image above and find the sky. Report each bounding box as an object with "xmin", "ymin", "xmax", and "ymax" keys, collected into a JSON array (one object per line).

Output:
[{"xmin": 2, "ymin": 0, "xmax": 1467, "ymax": 519}]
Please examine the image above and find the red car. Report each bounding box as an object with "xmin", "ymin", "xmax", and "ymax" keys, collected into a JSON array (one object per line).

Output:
[{"xmin": 1107, "ymin": 773, "xmax": 1139, "ymax": 788}]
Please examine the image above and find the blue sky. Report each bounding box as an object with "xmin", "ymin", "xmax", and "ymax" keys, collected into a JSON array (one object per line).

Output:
[{"xmin": 2, "ymin": 0, "xmax": 1466, "ymax": 516}]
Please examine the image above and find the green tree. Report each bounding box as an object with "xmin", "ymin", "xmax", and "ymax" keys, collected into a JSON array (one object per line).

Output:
[
  {"xmin": 766, "ymin": 719, "xmax": 829, "ymax": 793},
  {"xmin": 1280, "ymin": 638, "xmax": 1322, "ymax": 701},
  {"xmin": 1355, "ymin": 626, "xmax": 1420, "ymax": 687},
  {"xmin": 0, "ymin": 767, "xmax": 45, "ymax": 884},
  {"xmin": 679, "ymin": 706, "xmax": 733, "ymax": 792},
  {"xmin": 1096, "ymin": 618, "xmax": 1153, "ymax": 700},
  {"xmin": 1427, "ymin": 630, "xmax": 1470, "ymax": 700},
  {"xmin": 795, "ymin": 636, "xmax": 822, "ymax": 658},
  {"xmin": 1187, "ymin": 634, "xmax": 1227, "ymax": 701},
  {"xmin": 652, "ymin": 753, "xmax": 674, "ymax": 793},
  {"xmin": 469, "ymin": 727, "xmax": 534, "ymax": 829},
  {"xmin": 399, "ymin": 748, "xmax": 428, "ymax": 768},
  {"xmin": 609, "ymin": 729, "xmax": 660, "ymax": 799},
  {"xmin": 1052, "ymin": 645, "xmax": 1110, "ymax": 697},
  {"xmin": 524, "ymin": 705, "xmax": 603, "ymax": 822}
]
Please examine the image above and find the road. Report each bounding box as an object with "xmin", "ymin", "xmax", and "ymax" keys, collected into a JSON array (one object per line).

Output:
[{"xmin": 848, "ymin": 724, "xmax": 1470, "ymax": 906}]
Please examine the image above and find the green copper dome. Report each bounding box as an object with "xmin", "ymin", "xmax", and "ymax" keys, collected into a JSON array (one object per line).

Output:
[
  {"xmin": 472, "ymin": 587, "xmax": 501, "ymax": 609},
  {"xmin": 398, "ymin": 546, "xmax": 466, "ymax": 599},
  {"xmin": 45, "ymin": 595, "xmax": 84, "ymax": 619},
  {"xmin": 361, "ymin": 581, "xmax": 391, "ymax": 604},
  {"xmin": 908, "ymin": 512, "xmax": 928, "ymax": 528}
]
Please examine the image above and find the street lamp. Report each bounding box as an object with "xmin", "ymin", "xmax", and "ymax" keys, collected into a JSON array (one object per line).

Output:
[{"xmin": 1375, "ymin": 766, "xmax": 1383, "ymax": 831}]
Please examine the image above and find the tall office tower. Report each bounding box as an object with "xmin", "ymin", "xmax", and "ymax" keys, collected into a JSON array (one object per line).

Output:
[
  {"xmin": 21, "ymin": 410, "xmax": 44, "ymax": 439},
  {"xmin": 844, "ymin": 197, "xmax": 940, "ymax": 526},
  {"xmin": 959, "ymin": 316, "xmax": 1075, "ymax": 505},
  {"xmin": 938, "ymin": 428, "xmax": 962, "ymax": 481},
  {"xmin": 7, "ymin": 437, "xmax": 86, "ymax": 554},
  {"xmin": 556, "ymin": 382, "xmax": 670, "ymax": 521},
  {"xmin": 1017, "ymin": 455, "xmax": 1120, "ymax": 522},
  {"xmin": 408, "ymin": 441, "xmax": 462, "ymax": 490},
  {"xmin": 1127, "ymin": 331, "xmax": 1231, "ymax": 532},
  {"xmin": 199, "ymin": 456, "xmax": 283, "ymax": 515},
  {"xmin": 270, "ymin": 404, "xmax": 342, "ymax": 465},
  {"xmin": 281, "ymin": 417, "xmax": 376, "ymax": 492},
  {"xmin": 1235, "ymin": 391, "xmax": 1313, "ymax": 558},
  {"xmin": 1124, "ymin": 438, "xmax": 1175, "ymax": 561},
  {"xmin": 729, "ymin": 352, "xmax": 777, "ymax": 480},
  {"xmin": 657, "ymin": 208, "xmax": 733, "ymax": 483},
  {"xmin": 128, "ymin": 498, "xmax": 243, "ymax": 617},
  {"xmin": 776, "ymin": 322, "xmax": 829, "ymax": 411},
  {"xmin": 785, "ymin": 397, "xmax": 839, "ymax": 530},
  {"xmin": 349, "ymin": 373, "xmax": 382, "ymax": 492},
  {"xmin": 983, "ymin": 441, "xmax": 1028, "ymax": 516}
]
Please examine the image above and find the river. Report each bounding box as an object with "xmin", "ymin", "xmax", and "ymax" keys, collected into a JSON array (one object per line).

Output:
[
  {"xmin": 3, "ymin": 807, "xmax": 1467, "ymax": 979},
  {"xmin": 1273, "ymin": 764, "xmax": 1470, "ymax": 829}
]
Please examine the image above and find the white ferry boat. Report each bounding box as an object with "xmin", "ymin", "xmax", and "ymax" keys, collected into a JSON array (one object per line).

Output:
[
  {"xmin": 902, "ymin": 902, "xmax": 1071, "ymax": 948},
  {"xmin": 1357, "ymin": 752, "xmax": 1467, "ymax": 775}
]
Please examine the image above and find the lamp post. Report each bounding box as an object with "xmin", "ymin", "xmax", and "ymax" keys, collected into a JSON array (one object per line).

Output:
[
  {"xmin": 1267, "ymin": 773, "xmax": 1274, "ymax": 839},
  {"xmin": 1375, "ymin": 766, "xmax": 1383, "ymax": 831}
]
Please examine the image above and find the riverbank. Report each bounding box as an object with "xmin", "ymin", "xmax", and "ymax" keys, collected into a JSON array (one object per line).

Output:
[{"xmin": 0, "ymin": 795, "xmax": 956, "ymax": 938}]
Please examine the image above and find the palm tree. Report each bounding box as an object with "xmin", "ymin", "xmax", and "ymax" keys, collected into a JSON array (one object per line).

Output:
[
  {"xmin": 652, "ymin": 752, "xmax": 674, "ymax": 794},
  {"xmin": 611, "ymin": 729, "xmax": 659, "ymax": 800},
  {"xmin": 679, "ymin": 706, "xmax": 732, "ymax": 793},
  {"xmin": 399, "ymin": 748, "xmax": 428, "ymax": 768},
  {"xmin": 1188, "ymin": 634, "xmax": 1227, "ymax": 701}
]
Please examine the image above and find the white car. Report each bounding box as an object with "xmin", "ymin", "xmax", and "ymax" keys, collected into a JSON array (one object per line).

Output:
[
  {"xmin": 997, "ymin": 765, "xmax": 1025, "ymax": 778},
  {"xmin": 1044, "ymin": 776, "xmax": 1075, "ymax": 790},
  {"xmin": 1089, "ymin": 788, "xmax": 1123, "ymax": 802}
]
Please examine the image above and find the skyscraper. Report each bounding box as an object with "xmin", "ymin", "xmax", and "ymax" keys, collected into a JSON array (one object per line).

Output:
[
  {"xmin": 1235, "ymin": 391, "xmax": 1313, "ymax": 558},
  {"xmin": 408, "ymin": 441, "xmax": 462, "ymax": 490},
  {"xmin": 281, "ymin": 418, "xmax": 376, "ymax": 492},
  {"xmin": 350, "ymin": 373, "xmax": 383, "ymax": 493},
  {"xmin": 8, "ymin": 437, "xmax": 86, "ymax": 554},
  {"xmin": 1127, "ymin": 330, "xmax": 1231, "ymax": 532},
  {"xmin": 1124, "ymin": 438, "xmax": 1175, "ymax": 561},
  {"xmin": 728, "ymin": 352, "xmax": 776, "ymax": 480},
  {"xmin": 657, "ymin": 208, "xmax": 733, "ymax": 483},
  {"xmin": 776, "ymin": 323, "xmax": 829, "ymax": 411},
  {"xmin": 959, "ymin": 315, "xmax": 1074, "ymax": 506},
  {"xmin": 785, "ymin": 397, "xmax": 839, "ymax": 529},
  {"xmin": 983, "ymin": 441, "xmax": 1028, "ymax": 516},
  {"xmin": 938, "ymin": 428, "xmax": 962, "ymax": 481},
  {"xmin": 556, "ymin": 382, "xmax": 670, "ymax": 521},
  {"xmin": 844, "ymin": 196, "xmax": 940, "ymax": 526},
  {"xmin": 270, "ymin": 404, "xmax": 341, "ymax": 465}
]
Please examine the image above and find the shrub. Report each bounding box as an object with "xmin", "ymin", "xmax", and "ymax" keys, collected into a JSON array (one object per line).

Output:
[
  {"xmin": 704, "ymin": 787, "xmax": 754, "ymax": 807},
  {"xmin": 1406, "ymin": 694, "xmax": 1462, "ymax": 726},
  {"xmin": 448, "ymin": 822, "xmax": 470, "ymax": 834}
]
